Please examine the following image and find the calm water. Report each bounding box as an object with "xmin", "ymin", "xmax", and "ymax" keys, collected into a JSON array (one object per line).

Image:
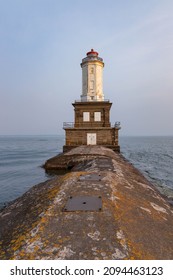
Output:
[
  {"xmin": 0, "ymin": 135, "xmax": 173, "ymax": 209},
  {"xmin": 0, "ymin": 135, "xmax": 64, "ymax": 209},
  {"xmin": 120, "ymin": 136, "xmax": 173, "ymax": 198}
]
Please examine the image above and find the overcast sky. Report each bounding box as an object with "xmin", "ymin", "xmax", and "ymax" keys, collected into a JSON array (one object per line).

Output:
[{"xmin": 0, "ymin": 0, "xmax": 173, "ymax": 136}]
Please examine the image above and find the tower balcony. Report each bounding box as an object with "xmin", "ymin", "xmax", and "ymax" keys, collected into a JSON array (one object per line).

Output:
[
  {"xmin": 63, "ymin": 122, "xmax": 74, "ymax": 128},
  {"xmin": 81, "ymin": 56, "xmax": 103, "ymax": 63},
  {"xmin": 63, "ymin": 121, "xmax": 121, "ymax": 129},
  {"xmin": 114, "ymin": 121, "xmax": 121, "ymax": 129},
  {"xmin": 74, "ymin": 99, "xmax": 110, "ymax": 103}
]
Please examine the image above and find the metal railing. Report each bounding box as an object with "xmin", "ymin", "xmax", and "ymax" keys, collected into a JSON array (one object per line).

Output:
[
  {"xmin": 63, "ymin": 121, "xmax": 121, "ymax": 129},
  {"xmin": 82, "ymin": 57, "xmax": 103, "ymax": 63},
  {"xmin": 63, "ymin": 122, "xmax": 74, "ymax": 128},
  {"xmin": 74, "ymin": 99, "xmax": 110, "ymax": 103},
  {"xmin": 114, "ymin": 121, "xmax": 121, "ymax": 129}
]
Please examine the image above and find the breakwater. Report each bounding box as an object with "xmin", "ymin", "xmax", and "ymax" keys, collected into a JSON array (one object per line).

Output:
[{"xmin": 0, "ymin": 146, "xmax": 173, "ymax": 259}]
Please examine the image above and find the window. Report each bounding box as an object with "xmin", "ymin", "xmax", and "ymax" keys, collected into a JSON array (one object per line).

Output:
[
  {"xmin": 90, "ymin": 68, "xmax": 94, "ymax": 74},
  {"xmin": 94, "ymin": 112, "xmax": 101, "ymax": 121},
  {"xmin": 83, "ymin": 112, "xmax": 90, "ymax": 122},
  {"xmin": 90, "ymin": 80, "xmax": 94, "ymax": 90}
]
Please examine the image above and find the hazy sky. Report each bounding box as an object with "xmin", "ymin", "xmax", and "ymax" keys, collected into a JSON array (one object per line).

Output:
[{"xmin": 0, "ymin": 0, "xmax": 173, "ymax": 136}]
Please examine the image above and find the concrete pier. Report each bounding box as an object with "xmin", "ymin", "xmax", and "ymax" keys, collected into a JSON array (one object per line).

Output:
[{"xmin": 0, "ymin": 146, "xmax": 173, "ymax": 259}]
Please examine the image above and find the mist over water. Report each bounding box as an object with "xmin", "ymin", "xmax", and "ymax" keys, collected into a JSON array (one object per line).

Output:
[{"xmin": 0, "ymin": 135, "xmax": 173, "ymax": 209}]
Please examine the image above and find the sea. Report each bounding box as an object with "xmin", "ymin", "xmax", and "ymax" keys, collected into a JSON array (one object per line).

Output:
[{"xmin": 0, "ymin": 135, "xmax": 173, "ymax": 209}]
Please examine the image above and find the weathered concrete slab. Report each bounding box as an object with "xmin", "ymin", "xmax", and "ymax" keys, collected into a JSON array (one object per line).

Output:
[
  {"xmin": 43, "ymin": 145, "xmax": 116, "ymax": 171},
  {"xmin": 0, "ymin": 146, "xmax": 173, "ymax": 259}
]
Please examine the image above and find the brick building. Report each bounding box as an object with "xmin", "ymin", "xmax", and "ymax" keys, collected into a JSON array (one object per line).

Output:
[{"xmin": 63, "ymin": 49, "xmax": 120, "ymax": 152}]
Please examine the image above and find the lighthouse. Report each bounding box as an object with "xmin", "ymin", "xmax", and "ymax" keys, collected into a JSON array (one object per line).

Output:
[
  {"xmin": 81, "ymin": 49, "xmax": 104, "ymax": 101},
  {"xmin": 63, "ymin": 49, "xmax": 120, "ymax": 152}
]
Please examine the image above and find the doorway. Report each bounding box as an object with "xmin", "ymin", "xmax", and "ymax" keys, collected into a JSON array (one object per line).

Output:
[{"xmin": 87, "ymin": 133, "xmax": 97, "ymax": 145}]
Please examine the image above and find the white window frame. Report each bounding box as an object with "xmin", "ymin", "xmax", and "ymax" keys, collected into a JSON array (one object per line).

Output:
[
  {"xmin": 83, "ymin": 112, "xmax": 90, "ymax": 122},
  {"xmin": 94, "ymin": 112, "xmax": 101, "ymax": 122}
]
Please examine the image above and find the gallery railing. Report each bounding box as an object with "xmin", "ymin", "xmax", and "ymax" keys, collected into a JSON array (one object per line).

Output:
[
  {"xmin": 63, "ymin": 121, "xmax": 121, "ymax": 129},
  {"xmin": 74, "ymin": 99, "xmax": 110, "ymax": 103},
  {"xmin": 63, "ymin": 122, "xmax": 74, "ymax": 128},
  {"xmin": 114, "ymin": 122, "xmax": 121, "ymax": 129}
]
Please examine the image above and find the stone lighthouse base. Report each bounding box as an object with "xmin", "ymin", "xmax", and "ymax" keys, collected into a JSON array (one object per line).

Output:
[{"xmin": 63, "ymin": 126, "xmax": 120, "ymax": 153}]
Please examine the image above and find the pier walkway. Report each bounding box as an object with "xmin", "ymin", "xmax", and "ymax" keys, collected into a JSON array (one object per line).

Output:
[{"xmin": 0, "ymin": 146, "xmax": 173, "ymax": 259}]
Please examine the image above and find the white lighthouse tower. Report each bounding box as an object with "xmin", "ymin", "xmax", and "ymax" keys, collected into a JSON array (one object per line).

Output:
[{"xmin": 80, "ymin": 49, "xmax": 104, "ymax": 101}]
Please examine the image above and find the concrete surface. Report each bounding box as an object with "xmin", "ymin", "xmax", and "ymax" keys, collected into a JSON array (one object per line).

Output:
[{"xmin": 0, "ymin": 146, "xmax": 173, "ymax": 259}]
